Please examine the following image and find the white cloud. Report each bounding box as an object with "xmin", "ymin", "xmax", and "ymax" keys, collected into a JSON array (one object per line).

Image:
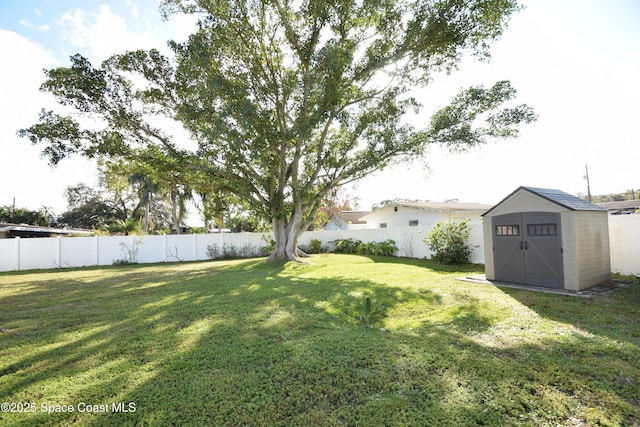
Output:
[
  {"xmin": 56, "ymin": 5, "xmax": 160, "ymax": 63},
  {"xmin": 0, "ymin": 29, "xmax": 97, "ymax": 213},
  {"xmin": 19, "ymin": 19, "xmax": 49, "ymax": 31}
]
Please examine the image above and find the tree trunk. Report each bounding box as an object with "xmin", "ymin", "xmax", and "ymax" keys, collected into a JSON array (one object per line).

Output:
[
  {"xmin": 170, "ymin": 190, "xmax": 181, "ymax": 234},
  {"xmin": 268, "ymin": 213, "xmax": 304, "ymax": 262}
]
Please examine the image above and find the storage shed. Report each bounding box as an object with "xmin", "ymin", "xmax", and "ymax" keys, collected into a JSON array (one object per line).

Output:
[{"xmin": 482, "ymin": 186, "xmax": 610, "ymax": 291}]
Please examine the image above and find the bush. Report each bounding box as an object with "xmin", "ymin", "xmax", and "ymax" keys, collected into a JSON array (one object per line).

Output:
[
  {"xmin": 206, "ymin": 243, "xmax": 263, "ymax": 260},
  {"xmin": 424, "ymin": 220, "xmax": 476, "ymax": 265},
  {"xmin": 333, "ymin": 238, "xmax": 362, "ymax": 254},
  {"xmin": 333, "ymin": 238, "xmax": 397, "ymax": 256},
  {"xmin": 309, "ymin": 238, "xmax": 323, "ymax": 254}
]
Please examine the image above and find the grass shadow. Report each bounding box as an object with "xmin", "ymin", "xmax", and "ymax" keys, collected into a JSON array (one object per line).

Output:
[{"xmin": 1, "ymin": 255, "xmax": 638, "ymax": 426}]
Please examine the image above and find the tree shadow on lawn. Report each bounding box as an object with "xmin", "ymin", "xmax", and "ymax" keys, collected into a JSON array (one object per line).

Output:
[
  {"xmin": 496, "ymin": 283, "xmax": 640, "ymax": 423},
  {"xmin": 0, "ymin": 258, "xmax": 638, "ymax": 426},
  {"xmin": 358, "ymin": 254, "xmax": 484, "ymax": 273},
  {"xmin": 500, "ymin": 282, "xmax": 640, "ymax": 344}
]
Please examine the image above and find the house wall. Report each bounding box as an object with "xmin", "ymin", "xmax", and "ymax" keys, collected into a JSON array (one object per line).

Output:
[
  {"xmin": 324, "ymin": 218, "xmax": 346, "ymax": 231},
  {"xmin": 363, "ymin": 205, "xmax": 484, "ymax": 229}
]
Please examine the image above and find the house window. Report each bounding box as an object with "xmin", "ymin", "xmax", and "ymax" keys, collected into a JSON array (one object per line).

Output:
[
  {"xmin": 408, "ymin": 220, "xmax": 419, "ymax": 226},
  {"xmin": 527, "ymin": 223, "xmax": 557, "ymax": 236},
  {"xmin": 379, "ymin": 223, "xmax": 387, "ymax": 228},
  {"xmin": 496, "ymin": 225, "xmax": 520, "ymax": 236}
]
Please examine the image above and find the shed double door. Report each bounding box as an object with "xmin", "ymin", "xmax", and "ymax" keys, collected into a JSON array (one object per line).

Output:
[{"xmin": 492, "ymin": 212, "xmax": 564, "ymax": 288}]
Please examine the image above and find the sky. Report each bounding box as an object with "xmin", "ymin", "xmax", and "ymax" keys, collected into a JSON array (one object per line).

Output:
[{"xmin": 1, "ymin": 0, "xmax": 639, "ymax": 223}]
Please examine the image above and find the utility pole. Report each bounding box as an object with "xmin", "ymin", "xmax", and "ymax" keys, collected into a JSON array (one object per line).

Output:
[{"xmin": 583, "ymin": 165, "xmax": 592, "ymax": 203}]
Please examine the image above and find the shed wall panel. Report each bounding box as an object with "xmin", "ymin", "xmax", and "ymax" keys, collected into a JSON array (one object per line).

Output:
[
  {"xmin": 483, "ymin": 220, "xmax": 495, "ymax": 280},
  {"xmin": 486, "ymin": 191, "xmax": 565, "ymax": 216},
  {"xmin": 560, "ymin": 211, "xmax": 579, "ymax": 291},
  {"xmin": 575, "ymin": 212, "xmax": 610, "ymax": 289}
]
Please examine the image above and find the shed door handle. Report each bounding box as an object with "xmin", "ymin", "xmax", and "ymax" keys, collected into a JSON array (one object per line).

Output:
[
  {"xmin": 520, "ymin": 241, "xmax": 523, "ymax": 250},
  {"xmin": 525, "ymin": 241, "xmax": 528, "ymax": 250}
]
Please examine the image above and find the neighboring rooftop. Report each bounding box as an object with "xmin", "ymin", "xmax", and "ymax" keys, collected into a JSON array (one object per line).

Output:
[
  {"xmin": 0, "ymin": 223, "xmax": 93, "ymax": 238},
  {"xmin": 596, "ymin": 200, "xmax": 640, "ymax": 214},
  {"xmin": 377, "ymin": 202, "xmax": 493, "ymax": 212},
  {"xmin": 332, "ymin": 211, "xmax": 370, "ymax": 225}
]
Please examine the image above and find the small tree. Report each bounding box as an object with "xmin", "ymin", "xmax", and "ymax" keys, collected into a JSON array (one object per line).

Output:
[{"xmin": 425, "ymin": 220, "xmax": 476, "ymax": 265}]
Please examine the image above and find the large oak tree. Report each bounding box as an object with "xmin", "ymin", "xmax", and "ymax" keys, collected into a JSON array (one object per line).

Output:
[
  {"xmin": 21, "ymin": 0, "xmax": 537, "ymax": 261},
  {"xmin": 165, "ymin": 0, "xmax": 536, "ymax": 260}
]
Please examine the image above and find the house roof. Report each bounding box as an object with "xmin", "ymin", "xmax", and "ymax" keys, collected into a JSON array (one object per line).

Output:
[
  {"xmin": 0, "ymin": 223, "xmax": 93, "ymax": 237},
  {"xmin": 331, "ymin": 211, "xmax": 370, "ymax": 225},
  {"xmin": 482, "ymin": 186, "xmax": 606, "ymax": 216},
  {"xmin": 360, "ymin": 202, "xmax": 491, "ymax": 222},
  {"xmin": 596, "ymin": 200, "xmax": 640, "ymax": 214},
  {"xmin": 384, "ymin": 202, "xmax": 492, "ymax": 212},
  {"xmin": 396, "ymin": 202, "xmax": 491, "ymax": 212}
]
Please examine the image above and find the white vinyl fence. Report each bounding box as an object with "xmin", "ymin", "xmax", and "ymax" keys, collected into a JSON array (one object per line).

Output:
[
  {"xmin": 298, "ymin": 223, "xmax": 485, "ymax": 263},
  {"xmin": 0, "ymin": 217, "xmax": 638, "ymax": 275},
  {"xmin": 608, "ymin": 214, "xmax": 640, "ymax": 276},
  {"xmin": 0, "ymin": 232, "xmax": 270, "ymax": 272}
]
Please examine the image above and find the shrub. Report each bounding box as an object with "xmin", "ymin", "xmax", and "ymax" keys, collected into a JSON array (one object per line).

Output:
[
  {"xmin": 309, "ymin": 238, "xmax": 323, "ymax": 254},
  {"xmin": 334, "ymin": 238, "xmax": 362, "ymax": 254},
  {"xmin": 373, "ymin": 239, "xmax": 398, "ymax": 256},
  {"xmin": 206, "ymin": 243, "xmax": 263, "ymax": 260},
  {"xmin": 424, "ymin": 220, "xmax": 476, "ymax": 265},
  {"xmin": 333, "ymin": 238, "xmax": 397, "ymax": 256}
]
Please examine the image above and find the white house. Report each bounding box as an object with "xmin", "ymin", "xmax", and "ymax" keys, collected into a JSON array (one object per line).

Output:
[
  {"xmin": 323, "ymin": 211, "xmax": 370, "ymax": 230},
  {"xmin": 359, "ymin": 202, "xmax": 492, "ymax": 229}
]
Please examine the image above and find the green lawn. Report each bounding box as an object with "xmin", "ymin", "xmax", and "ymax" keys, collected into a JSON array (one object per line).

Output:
[{"xmin": 0, "ymin": 255, "xmax": 638, "ymax": 426}]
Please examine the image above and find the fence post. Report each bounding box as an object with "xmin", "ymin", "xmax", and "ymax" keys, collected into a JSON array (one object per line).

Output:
[
  {"xmin": 192, "ymin": 233, "xmax": 197, "ymax": 261},
  {"xmin": 93, "ymin": 235, "xmax": 99, "ymax": 266},
  {"xmin": 15, "ymin": 237, "xmax": 21, "ymax": 271},
  {"xmin": 56, "ymin": 236, "xmax": 62, "ymax": 268},
  {"xmin": 162, "ymin": 234, "xmax": 167, "ymax": 263}
]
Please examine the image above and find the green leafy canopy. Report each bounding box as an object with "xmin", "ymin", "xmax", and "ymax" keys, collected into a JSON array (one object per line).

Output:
[{"xmin": 19, "ymin": 0, "xmax": 537, "ymax": 260}]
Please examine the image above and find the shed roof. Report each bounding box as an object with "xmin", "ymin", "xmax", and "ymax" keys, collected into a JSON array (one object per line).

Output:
[{"xmin": 482, "ymin": 186, "xmax": 606, "ymax": 216}]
